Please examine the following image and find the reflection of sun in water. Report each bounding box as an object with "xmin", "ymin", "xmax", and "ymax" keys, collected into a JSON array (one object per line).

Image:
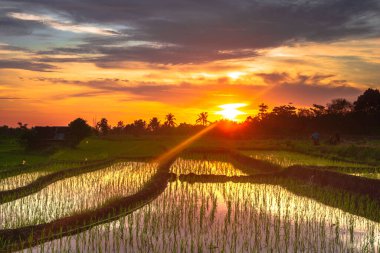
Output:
[{"xmin": 217, "ymin": 103, "xmax": 247, "ymax": 121}]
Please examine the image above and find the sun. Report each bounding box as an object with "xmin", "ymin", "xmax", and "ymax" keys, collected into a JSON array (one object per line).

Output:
[
  {"xmin": 217, "ymin": 103, "xmax": 247, "ymax": 121},
  {"xmin": 227, "ymin": 72, "xmax": 244, "ymax": 80}
]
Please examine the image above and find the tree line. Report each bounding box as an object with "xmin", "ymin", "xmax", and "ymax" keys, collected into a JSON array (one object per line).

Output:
[
  {"xmin": 93, "ymin": 88, "xmax": 380, "ymax": 137},
  {"xmin": 1, "ymin": 88, "xmax": 379, "ymax": 149}
]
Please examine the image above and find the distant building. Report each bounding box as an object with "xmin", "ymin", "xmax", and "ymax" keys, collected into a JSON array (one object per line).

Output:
[{"xmin": 34, "ymin": 126, "xmax": 69, "ymax": 142}]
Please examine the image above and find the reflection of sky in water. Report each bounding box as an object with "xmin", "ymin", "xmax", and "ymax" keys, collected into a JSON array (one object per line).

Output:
[
  {"xmin": 21, "ymin": 180, "xmax": 380, "ymax": 253},
  {"xmin": 0, "ymin": 162, "xmax": 157, "ymax": 229},
  {"xmin": 351, "ymin": 173, "xmax": 380, "ymax": 180},
  {"xmin": 171, "ymin": 157, "xmax": 248, "ymax": 176},
  {"xmin": 0, "ymin": 171, "xmax": 49, "ymax": 191}
]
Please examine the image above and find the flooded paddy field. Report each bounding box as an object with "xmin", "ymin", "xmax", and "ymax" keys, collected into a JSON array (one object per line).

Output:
[
  {"xmin": 241, "ymin": 150, "xmax": 380, "ymax": 179},
  {"xmin": 1, "ymin": 153, "xmax": 379, "ymax": 253}
]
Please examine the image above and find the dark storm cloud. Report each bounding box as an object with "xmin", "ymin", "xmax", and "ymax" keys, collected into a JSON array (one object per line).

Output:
[{"xmin": 1, "ymin": 0, "xmax": 379, "ymax": 64}]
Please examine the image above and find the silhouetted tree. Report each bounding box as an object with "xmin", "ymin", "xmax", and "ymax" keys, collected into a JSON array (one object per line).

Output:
[
  {"xmin": 271, "ymin": 104, "xmax": 296, "ymax": 117},
  {"xmin": 164, "ymin": 113, "xmax": 176, "ymax": 127},
  {"xmin": 258, "ymin": 103, "xmax": 269, "ymax": 119},
  {"xmin": 133, "ymin": 119, "xmax": 146, "ymax": 130},
  {"xmin": 311, "ymin": 104, "xmax": 326, "ymax": 117},
  {"xmin": 17, "ymin": 122, "xmax": 28, "ymax": 130},
  {"xmin": 245, "ymin": 116, "xmax": 255, "ymax": 123},
  {"xmin": 148, "ymin": 117, "xmax": 160, "ymax": 132},
  {"xmin": 125, "ymin": 119, "xmax": 147, "ymax": 136},
  {"xmin": 112, "ymin": 121, "xmax": 125, "ymax": 135},
  {"xmin": 196, "ymin": 112, "xmax": 209, "ymax": 126},
  {"xmin": 298, "ymin": 108, "xmax": 314, "ymax": 118},
  {"xmin": 327, "ymin": 98, "xmax": 353, "ymax": 115},
  {"xmin": 354, "ymin": 88, "xmax": 380, "ymax": 114},
  {"xmin": 67, "ymin": 118, "xmax": 92, "ymax": 147},
  {"xmin": 97, "ymin": 118, "xmax": 110, "ymax": 135}
]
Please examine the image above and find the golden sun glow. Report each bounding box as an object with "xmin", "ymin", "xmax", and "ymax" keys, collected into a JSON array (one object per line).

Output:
[
  {"xmin": 217, "ymin": 103, "xmax": 247, "ymax": 121},
  {"xmin": 227, "ymin": 71, "xmax": 244, "ymax": 80}
]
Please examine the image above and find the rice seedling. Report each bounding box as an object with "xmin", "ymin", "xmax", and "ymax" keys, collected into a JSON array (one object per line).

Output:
[
  {"xmin": 170, "ymin": 156, "xmax": 248, "ymax": 176},
  {"xmin": 1, "ymin": 154, "xmax": 379, "ymax": 252},
  {"xmin": 0, "ymin": 172, "xmax": 49, "ymax": 191},
  {"xmin": 0, "ymin": 162, "xmax": 157, "ymax": 229},
  {"xmin": 241, "ymin": 150, "xmax": 380, "ymax": 179},
  {"xmin": 18, "ymin": 180, "xmax": 379, "ymax": 253},
  {"xmin": 241, "ymin": 150, "xmax": 369, "ymax": 168}
]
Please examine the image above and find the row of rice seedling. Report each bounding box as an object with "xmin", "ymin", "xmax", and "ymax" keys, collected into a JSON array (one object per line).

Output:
[
  {"xmin": 241, "ymin": 150, "xmax": 370, "ymax": 168},
  {"xmin": 241, "ymin": 150, "xmax": 380, "ymax": 179},
  {"xmin": 0, "ymin": 161, "xmax": 94, "ymax": 180},
  {"xmin": 170, "ymin": 156, "xmax": 248, "ymax": 176},
  {"xmin": 0, "ymin": 161, "xmax": 108, "ymax": 192},
  {"xmin": 0, "ymin": 171, "xmax": 50, "ymax": 191},
  {"xmin": 0, "ymin": 162, "xmax": 157, "ymax": 229},
  {"xmin": 20, "ymin": 179, "xmax": 379, "ymax": 253}
]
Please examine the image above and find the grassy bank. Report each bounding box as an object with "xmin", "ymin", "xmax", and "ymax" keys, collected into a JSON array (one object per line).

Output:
[{"xmin": 1, "ymin": 135, "xmax": 380, "ymax": 169}]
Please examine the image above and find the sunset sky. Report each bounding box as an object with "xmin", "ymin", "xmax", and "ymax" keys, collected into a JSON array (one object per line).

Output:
[{"xmin": 1, "ymin": 0, "xmax": 380, "ymax": 126}]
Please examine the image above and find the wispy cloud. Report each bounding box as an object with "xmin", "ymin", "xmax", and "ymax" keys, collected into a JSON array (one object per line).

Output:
[
  {"xmin": 0, "ymin": 59, "xmax": 57, "ymax": 72},
  {"xmin": 8, "ymin": 12, "xmax": 119, "ymax": 36},
  {"xmin": 30, "ymin": 73, "xmax": 363, "ymax": 106},
  {"xmin": 0, "ymin": 96, "xmax": 24, "ymax": 100}
]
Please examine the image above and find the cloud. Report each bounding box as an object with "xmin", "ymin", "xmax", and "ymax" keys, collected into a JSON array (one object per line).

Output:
[
  {"xmin": 257, "ymin": 72, "xmax": 338, "ymax": 86},
  {"xmin": 2, "ymin": 0, "xmax": 379, "ymax": 64},
  {"xmin": 0, "ymin": 60, "xmax": 57, "ymax": 71},
  {"xmin": 0, "ymin": 96, "xmax": 24, "ymax": 100},
  {"xmin": 30, "ymin": 72, "xmax": 363, "ymax": 106},
  {"xmin": 7, "ymin": 12, "xmax": 120, "ymax": 36}
]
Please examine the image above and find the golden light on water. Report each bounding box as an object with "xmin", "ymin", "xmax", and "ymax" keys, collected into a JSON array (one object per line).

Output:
[{"xmin": 217, "ymin": 103, "xmax": 247, "ymax": 121}]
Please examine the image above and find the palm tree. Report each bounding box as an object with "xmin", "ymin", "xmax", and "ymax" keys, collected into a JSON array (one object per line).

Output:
[
  {"xmin": 196, "ymin": 112, "xmax": 209, "ymax": 126},
  {"xmin": 148, "ymin": 117, "xmax": 160, "ymax": 132},
  {"xmin": 164, "ymin": 113, "xmax": 176, "ymax": 127}
]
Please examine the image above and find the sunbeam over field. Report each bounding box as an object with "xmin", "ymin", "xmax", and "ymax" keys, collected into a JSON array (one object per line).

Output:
[{"xmin": 1, "ymin": 0, "xmax": 380, "ymax": 251}]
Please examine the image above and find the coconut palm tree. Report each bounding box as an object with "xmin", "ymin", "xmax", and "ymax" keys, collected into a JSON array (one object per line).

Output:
[
  {"xmin": 164, "ymin": 113, "xmax": 176, "ymax": 127},
  {"xmin": 196, "ymin": 112, "xmax": 209, "ymax": 126},
  {"xmin": 148, "ymin": 117, "xmax": 160, "ymax": 132}
]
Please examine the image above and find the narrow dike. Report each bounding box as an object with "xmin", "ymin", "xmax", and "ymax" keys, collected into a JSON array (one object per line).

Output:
[
  {"xmin": 223, "ymin": 148, "xmax": 380, "ymax": 200},
  {"xmin": 278, "ymin": 165, "xmax": 380, "ymax": 200},
  {"xmin": 0, "ymin": 159, "xmax": 175, "ymax": 252}
]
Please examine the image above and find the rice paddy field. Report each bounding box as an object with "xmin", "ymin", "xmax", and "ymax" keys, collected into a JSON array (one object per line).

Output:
[
  {"xmin": 0, "ymin": 150, "xmax": 379, "ymax": 252},
  {"xmin": 241, "ymin": 150, "xmax": 380, "ymax": 179}
]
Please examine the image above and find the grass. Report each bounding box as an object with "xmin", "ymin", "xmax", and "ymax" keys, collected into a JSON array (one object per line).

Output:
[
  {"xmin": 2, "ymin": 134, "xmax": 380, "ymax": 173},
  {"xmin": 0, "ymin": 138, "xmax": 46, "ymax": 168},
  {"xmin": 0, "ymin": 135, "xmax": 182, "ymax": 170}
]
